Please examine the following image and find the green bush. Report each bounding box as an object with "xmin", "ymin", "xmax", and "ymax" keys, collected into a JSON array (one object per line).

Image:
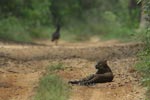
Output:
[
  {"xmin": 0, "ymin": 17, "xmax": 52, "ymax": 42},
  {"xmin": 136, "ymin": 0, "xmax": 150, "ymax": 98},
  {"xmin": 136, "ymin": 15, "xmax": 150, "ymax": 100},
  {"xmin": 0, "ymin": 17, "xmax": 31, "ymax": 42},
  {"xmin": 34, "ymin": 74, "xmax": 70, "ymax": 100},
  {"xmin": 27, "ymin": 26, "xmax": 51, "ymax": 39},
  {"xmin": 136, "ymin": 46, "xmax": 150, "ymax": 99}
]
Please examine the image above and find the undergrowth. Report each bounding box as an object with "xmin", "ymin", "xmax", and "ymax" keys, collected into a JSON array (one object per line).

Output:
[
  {"xmin": 0, "ymin": 9, "xmax": 139, "ymax": 42},
  {"xmin": 136, "ymin": 18, "xmax": 150, "ymax": 100},
  {"xmin": 136, "ymin": 1, "xmax": 150, "ymax": 99},
  {"xmin": 136, "ymin": 45, "xmax": 150, "ymax": 99},
  {"xmin": 34, "ymin": 64, "xmax": 69, "ymax": 100},
  {"xmin": 0, "ymin": 17, "xmax": 51, "ymax": 42}
]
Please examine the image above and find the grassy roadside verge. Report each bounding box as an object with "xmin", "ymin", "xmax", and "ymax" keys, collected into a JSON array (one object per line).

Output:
[
  {"xmin": 136, "ymin": 29, "xmax": 150, "ymax": 99},
  {"xmin": 136, "ymin": 49, "xmax": 150, "ymax": 99},
  {"xmin": 34, "ymin": 64, "xmax": 70, "ymax": 100}
]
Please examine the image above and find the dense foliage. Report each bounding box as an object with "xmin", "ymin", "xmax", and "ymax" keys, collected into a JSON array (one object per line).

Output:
[
  {"xmin": 0, "ymin": 0, "xmax": 141, "ymax": 42},
  {"xmin": 136, "ymin": 0, "xmax": 150, "ymax": 99}
]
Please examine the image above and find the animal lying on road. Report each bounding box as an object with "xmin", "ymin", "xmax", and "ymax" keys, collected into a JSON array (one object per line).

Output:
[{"xmin": 68, "ymin": 60, "xmax": 114, "ymax": 86}]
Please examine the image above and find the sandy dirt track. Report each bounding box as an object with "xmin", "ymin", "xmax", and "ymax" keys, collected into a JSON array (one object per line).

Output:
[{"xmin": 0, "ymin": 40, "xmax": 146, "ymax": 100}]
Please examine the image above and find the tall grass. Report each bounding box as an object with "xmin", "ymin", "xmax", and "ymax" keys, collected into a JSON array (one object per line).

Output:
[
  {"xmin": 136, "ymin": 28, "xmax": 150, "ymax": 99},
  {"xmin": 34, "ymin": 64, "xmax": 70, "ymax": 100},
  {"xmin": 34, "ymin": 75, "xmax": 69, "ymax": 100},
  {"xmin": 136, "ymin": 43, "xmax": 150, "ymax": 99},
  {"xmin": 136, "ymin": 1, "xmax": 150, "ymax": 99}
]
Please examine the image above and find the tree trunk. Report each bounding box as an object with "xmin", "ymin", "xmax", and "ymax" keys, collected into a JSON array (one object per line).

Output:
[{"xmin": 140, "ymin": 0, "xmax": 148, "ymax": 29}]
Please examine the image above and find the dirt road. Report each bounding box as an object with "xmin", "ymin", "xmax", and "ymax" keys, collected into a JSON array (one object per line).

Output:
[{"xmin": 0, "ymin": 40, "xmax": 146, "ymax": 100}]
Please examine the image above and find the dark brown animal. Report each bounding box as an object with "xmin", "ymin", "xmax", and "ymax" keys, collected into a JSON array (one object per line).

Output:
[
  {"xmin": 51, "ymin": 24, "xmax": 60, "ymax": 45},
  {"xmin": 68, "ymin": 60, "xmax": 114, "ymax": 86}
]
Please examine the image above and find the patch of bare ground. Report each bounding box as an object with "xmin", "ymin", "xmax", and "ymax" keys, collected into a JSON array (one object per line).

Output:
[
  {"xmin": 0, "ymin": 72, "xmax": 41, "ymax": 100},
  {"xmin": 0, "ymin": 40, "xmax": 146, "ymax": 100}
]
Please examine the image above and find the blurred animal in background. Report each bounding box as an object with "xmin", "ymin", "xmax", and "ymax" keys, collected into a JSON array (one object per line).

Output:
[
  {"xmin": 51, "ymin": 24, "xmax": 61, "ymax": 45},
  {"xmin": 68, "ymin": 60, "xmax": 114, "ymax": 86}
]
